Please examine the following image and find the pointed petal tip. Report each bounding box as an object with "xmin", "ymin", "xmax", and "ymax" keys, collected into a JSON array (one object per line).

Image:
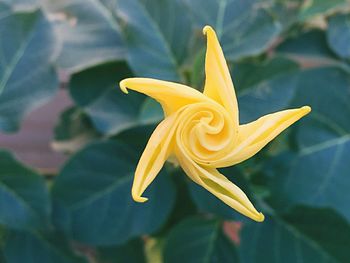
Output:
[
  {"xmin": 132, "ymin": 194, "xmax": 148, "ymax": 203},
  {"xmin": 301, "ymin": 106, "xmax": 311, "ymax": 114},
  {"xmin": 119, "ymin": 79, "xmax": 129, "ymax": 94},
  {"xmin": 255, "ymin": 212, "xmax": 265, "ymax": 222},
  {"xmin": 203, "ymin": 25, "xmax": 214, "ymax": 35}
]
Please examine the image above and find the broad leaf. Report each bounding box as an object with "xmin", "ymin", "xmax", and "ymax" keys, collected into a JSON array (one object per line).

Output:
[
  {"xmin": 327, "ymin": 13, "xmax": 350, "ymax": 59},
  {"xmin": 240, "ymin": 206, "xmax": 350, "ymax": 263},
  {"xmin": 115, "ymin": 0, "xmax": 192, "ymax": 81},
  {"xmin": 43, "ymin": 0, "xmax": 125, "ymax": 72},
  {"xmin": 233, "ymin": 56, "xmax": 299, "ymax": 92},
  {"xmin": 183, "ymin": 0, "xmax": 282, "ymax": 61},
  {"xmin": 234, "ymin": 57, "xmax": 300, "ymax": 123},
  {"xmin": 113, "ymin": 124, "xmax": 157, "ymax": 152},
  {"xmin": 0, "ymin": 151, "xmax": 50, "ymax": 230},
  {"xmin": 1, "ymin": 0, "xmax": 38, "ymax": 10},
  {"xmin": 4, "ymin": 230, "xmax": 87, "ymax": 263},
  {"xmin": 269, "ymin": 1, "xmax": 304, "ymax": 30},
  {"xmin": 52, "ymin": 141, "xmax": 176, "ymax": 245},
  {"xmin": 163, "ymin": 217, "xmax": 238, "ymax": 263},
  {"xmin": 69, "ymin": 62, "xmax": 162, "ymax": 135},
  {"xmin": 0, "ymin": 7, "xmax": 59, "ymax": 132},
  {"xmin": 277, "ymin": 30, "xmax": 337, "ymax": 62},
  {"xmin": 270, "ymin": 67, "xmax": 350, "ymax": 223},
  {"xmin": 298, "ymin": 0, "xmax": 347, "ymax": 21}
]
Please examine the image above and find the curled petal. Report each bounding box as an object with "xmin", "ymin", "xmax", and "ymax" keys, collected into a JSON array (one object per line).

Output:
[
  {"xmin": 175, "ymin": 147, "xmax": 264, "ymax": 222},
  {"xmin": 120, "ymin": 78, "xmax": 210, "ymax": 116},
  {"xmin": 175, "ymin": 102, "xmax": 237, "ymax": 165},
  {"xmin": 215, "ymin": 106, "xmax": 311, "ymax": 167},
  {"xmin": 131, "ymin": 113, "xmax": 178, "ymax": 202},
  {"xmin": 203, "ymin": 26, "xmax": 239, "ymax": 127}
]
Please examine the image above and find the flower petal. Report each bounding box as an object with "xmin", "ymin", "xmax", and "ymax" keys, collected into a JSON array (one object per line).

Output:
[
  {"xmin": 175, "ymin": 147, "xmax": 264, "ymax": 222},
  {"xmin": 131, "ymin": 113, "xmax": 178, "ymax": 202},
  {"xmin": 214, "ymin": 106, "xmax": 311, "ymax": 167},
  {"xmin": 203, "ymin": 26, "xmax": 239, "ymax": 126},
  {"xmin": 120, "ymin": 78, "xmax": 209, "ymax": 116}
]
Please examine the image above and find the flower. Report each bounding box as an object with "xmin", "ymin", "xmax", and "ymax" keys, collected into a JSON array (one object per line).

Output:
[{"xmin": 119, "ymin": 25, "xmax": 311, "ymax": 222}]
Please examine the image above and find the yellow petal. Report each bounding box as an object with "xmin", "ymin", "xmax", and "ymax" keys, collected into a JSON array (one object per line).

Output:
[
  {"xmin": 215, "ymin": 106, "xmax": 311, "ymax": 167},
  {"xmin": 175, "ymin": 147, "xmax": 264, "ymax": 222},
  {"xmin": 131, "ymin": 113, "xmax": 178, "ymax": 202},
  {"xmin": 120, "ymin": 78, "xmax": 209, "ymax": 116},
  {"xmin": 203, "ymin": 26, "xmax": 239, "ymax": 127}
]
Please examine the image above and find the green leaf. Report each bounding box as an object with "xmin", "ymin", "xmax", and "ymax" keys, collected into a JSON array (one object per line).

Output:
[
  {"xmin": 327, "ymin": 13, "xmax": 350, "ymax": 59},
  {"xmin": 239, "ymin": 206, "xmax": 350, "ymax": 263},
  {"xmin": 0, "ymin": 250, "xmax": 5, "ymax": 262},
  {"xmin": 69, "ymin": 62, "xmax": 162, "ymax": 135},
  {"xmin": 113, "ymin": 124, "xmax": 156, "ymax": 152},
  {"xmin": 52, "ymin": 141, "xmax": 176, "ymax": 245},
  {"xmin": 277, "ymin": 29, "xmax": 337, "ymax": 62},
  {"xmin": 234, "ymin": 57, "xmax": 300, "ymax": 123},
  {"xmin": 183, "ymin": 0, "xmax": 282, "ymax": 61},
  {"xmin": 190, "ymin": 48, "xmax": 205, "ymax": 89},
  {"xmin": 116, "ymin": 0, "xmax": 192, "ymax": 81},
  {"xmin": 1, "ymin": 0, "xmax": 38, "ymax": 10},
  {"xmin": 97, "ymin": 239, "xmax": 146, "ymax": 263},
  {"xmin": 52, "ymin": 107, "xmax": 99, "ymax": 153},
  {"xmin": 233, "ymin": 56, "xmax": 299, "ymax": 92},
  {"xmin": 269, "ymin": 1, "xmax": 304, "ymax": 30},
  {"xmin": 0, "ymin": 7, "xmax": 59, "ymax": 132},
  {"xmin": 0, "ymin": 151, "xmax": 50, "ymax": 230},
  {"xmin": 163, "ymin": 217, "xmax": 238, "ymax": 263},
  {"xmin": 43, "ymin": 0, "xmax": 125, "ymax": 72},
  {"xmin": 270, "ymin": 67, "xmax": 350, "ymax": 223},
  {"xmin": 298, "ymin": 0, "xmax": 346, "ymax": 21},
  {"xmin": 138, "ymin": 98, "xmax": 163, "ymax": 125},
  {"xmin": 3, "ymin": 230, "xmax": 87, "ymax": 263}
]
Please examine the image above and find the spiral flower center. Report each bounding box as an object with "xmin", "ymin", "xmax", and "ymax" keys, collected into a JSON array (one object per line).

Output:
[{"xmin": 176, "ymin": 102, "xmax": 238, "ymax": 166}]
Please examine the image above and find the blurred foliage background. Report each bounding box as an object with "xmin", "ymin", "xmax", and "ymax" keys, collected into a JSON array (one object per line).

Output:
[{"xmin": 1, "ymin": 0, "xmax": 350, "ymax": 262}]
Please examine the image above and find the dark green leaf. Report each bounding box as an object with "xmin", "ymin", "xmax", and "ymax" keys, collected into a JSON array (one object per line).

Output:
[
  {"xmin": 0, "ymin": 151, "xmax": 50, "ymax": 230},
  {"xmin": 138, "ymin": 98, "xmax": 163, "ymax": 125},
  {"xmin": 0, "ymin": 250, "xmax": 5, "ymax": 262},
  {"xmin": 0, "ymin": 8, "xmax": 58, "ymax": 132},
  {"xmin": 269, "ymin": 1, "xmax": 304, "ymax": 30},
  {"xmin": 298, "ymin": 0, "xmax": 346, "ymax": 21},
  {"xmin": 43, "ymin": 0, "xmax": 125, "ymax": 72},
  {"xmin": 239, "ymin": 206, "xmax": 350, "ymax": 263},
  {"xmin": 52, "ymin": 107, "xmax": 99, "ymax": 153},
  {"xmin": 1, "ymin": 0, "xmax": 38, "ymax": 10},
  {"xmin": 294, "ymin": 67, "xmax": 350, "ymax": 148},
  {"xmin": 235, "ymin": 57, "xmax": 300, "ymax": 123},
  {"xmin": 277, "ymin": 29, "xmax": 337, "ymax": 61},
  {"xmin": 163, "ymin": 217, "xmax": 238, "ymax": 263},
  {"xmin": 270, "ymin": 67, "xmax": 350, "ymax": 223},
  {"xmin": 190, "ymin": 47, "xmax": 205, "ymax": 89},
  {"xmin": 327, "ymin": 13, "xmax": 350, "ymax": 59},
  {"xmin": 233, "ymin": 56, "xmax": 299, "ymax": 91},
  {"xmin": 52, "ymin": 141, "xmax": 176, "ymax": 245},
  {"xmin": 97, "ymin": 239, "xmax": 146, "ymax": 263},
  {"xmin": 3, "ymin": 230, "xmax": 87, "ymax": 263},
  {"xmin": 116, "ymin": 0, "xmax": 192, "ymax": 81},
  {"xmin": 112, "ymin": 124, "xmax": 156, "ymax": 152},
  {"xmin": 183, "ymin": 0, "xmax": 282, "ymax": 61},
  {"xmin": 69, "ymin": 62, "xmax": 162, "ymax": 135}
]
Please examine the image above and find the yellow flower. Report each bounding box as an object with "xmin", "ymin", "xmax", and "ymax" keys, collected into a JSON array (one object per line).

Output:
[{"xmin": 120, "ymin": 25, "xmax": 311, "ymax": 222}]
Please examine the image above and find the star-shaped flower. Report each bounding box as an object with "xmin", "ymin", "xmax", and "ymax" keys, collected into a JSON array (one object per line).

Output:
[{"xmin": 120, "ymin": 25, "xmax": 310, "ymax": 222}]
